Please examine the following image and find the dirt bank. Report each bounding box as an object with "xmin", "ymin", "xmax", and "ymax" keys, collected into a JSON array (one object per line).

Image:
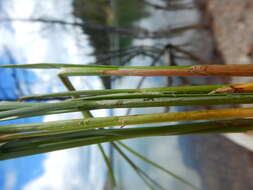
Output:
[{"xmin": 198, "ymin": 0, "xmax": 253, "ymax": 66}]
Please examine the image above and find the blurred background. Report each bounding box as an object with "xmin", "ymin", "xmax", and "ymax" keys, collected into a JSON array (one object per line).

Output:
[{"xmin": 1, "ymin": 0, "xmax": 253, "ymax": 189}]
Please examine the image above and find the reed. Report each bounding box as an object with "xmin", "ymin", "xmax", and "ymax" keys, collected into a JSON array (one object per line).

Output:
[
  {"xmin": 1, "ymin": 63, "xmax": 253, "ymax": 189},
  {"xmin": 2, "ymin": 63, "xmax": 253, "ymax": 76}
]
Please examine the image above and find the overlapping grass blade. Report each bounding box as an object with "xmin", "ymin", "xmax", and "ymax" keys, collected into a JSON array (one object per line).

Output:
[
  {"xmin": 0, "ymin": 63, "xmax": 189, "ymax": 69},
  {"xmin": 2, "ymin": 107, "xmax": 253, "ymax": 139},
  {"xmin": 2, "ymin": 93, "xmax": 253, "ymax": 121},
  {"xmin": 0, "ymin": 101, "xmax": 44, "ymax": 111},
  {"xmin": 117, "ymin": 141, "xmax": 198, "ymax": 189},
  {"xmin": 1, "ymin": 62, "xmax": 253, "ymax": 189},
  {"xmin": 111, "ymin": 142, "xmax": 166, "ymax": 190},
  {"xmin": 58, "ymin": 64, "xmax": 253, "ymax": 77},
  {"xmin": 4, "ymin": 63, "xmax": 253, "ymax": 77},
  {"xmin": 0, "ymin": 63, "xmax": 121, "ymax": 69},
  {"xmin": 20, "ymin": 84, "xmax": 228, "ymax": 100},
  {"xmin": 59, "ymin": 74, "xmax": 116, "ymax": 188},
  {"xmin": 1, "ymin": 118, "xmax": 253, "ymax": 160},
  {"xmin": 97, "ymin": 144, "xmax": 117, "ymax": 187}
]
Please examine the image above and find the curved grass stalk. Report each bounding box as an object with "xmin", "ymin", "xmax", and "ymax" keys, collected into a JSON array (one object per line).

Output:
[{"xmin": 117, "ymin": 141, "xmax": 199, "ymax": 189}]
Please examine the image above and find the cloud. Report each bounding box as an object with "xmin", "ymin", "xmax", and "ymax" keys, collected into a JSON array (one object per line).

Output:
[
  {"xmin": 3, "ymin": 171, "xmax": 16, "ymax": 190},
  {"xmin": 22, "ymin": 97, "xmax": 109, "ymax": 190},
  {"xmin": 22, "ymin": 104, "xmax": 109, "ymax": 190},
  {"xmin": 23, "ymin": 146, "xmax": 108, "ymax": 190},
  {"xmin": 2, "ymin": 1, "xmax": 110, "ymax": 190},
  {"xmin": 23, "ymin": 148, "xmax": 86, "ymax": 190},
  {"xmin": 4, "ymin": 0, "xmax": 95, "ymax": 95}
]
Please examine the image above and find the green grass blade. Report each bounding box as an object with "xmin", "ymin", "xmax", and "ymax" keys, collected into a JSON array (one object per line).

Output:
[
  {"xmin": 0, "ymin": 101, "xmax": 44, "ymax": 111},
  {"xmin": 1, "ymin": 118, "xmax": 253, "ymax": 160},
  {"xmin": 0, "ymin": 63, "xmax": 82, "ymax": 69},
  {"xmin": 111, "ymin": 142, "xmax": 165, "ymax": 190},
  {"xmin": 1, "ymin": 109, "xmax": 253, "ymax": 139},
  {"xmin": 58, "ymin": 74, "xmax": 116, "ymax": 189},
  {"xmin": 97, "ymin": 144, "xmax": 117, "ymax": 187},
  {"xmin": 0, "ymin": 63, "xmax": 121, "ymax": 69},
  {"xmin": 3, "ymin": 94, "xmax": 253, "ymax": 121},
  {"xmin": 0, "ymin": 63, "xmax": 189, "ymax": 69},
  {"xmin": 20, "ymin": 84, "xmax": 228, "ymax": 100},
  {"xmin": 3, "ymin": 63, "xmax": 253, "ymax": 77},
  {"xmin": 117, "ymin": 141, "xmax": 199, "ymax": 190}
]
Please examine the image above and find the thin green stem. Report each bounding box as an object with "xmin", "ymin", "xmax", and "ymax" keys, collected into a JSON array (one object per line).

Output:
[
  {"xmin": 4, "ymin": 63, "xmax": 253, "ymax": 76},
  {"xmin": 0, "ymin": 63, "xmax": 190, "ymax": 69},
  {"xmin": 20, "ymin": 84, "xmax": 228, "ymax": 100},
  {"xmin": 1, "ymin": 119, "xmax": 253, "ymax": 160},
  {"xmin": 97, "ymin": 144, "xmax": 117, "ymax": 187},
  {"xmin": 111, "ymin": 142, "xmax": 165, "ymax": 190},
  {"xmin": 58, "ymin": 74, "xmax": 115, "ymax": 187},
  {"xmin": 0, "ymin": 101, "xmax": 44, "ymax": 111},
  {"xmin": 57, "ymin": 64, "xmax": 253, "ymax": 77},
  {"xmin": 2, "ymin": 94, "xmax": 253, "ymax": 120},
  {"xmin": 58, "ymin": 74, "xmax": 93, "ymax": 117},
  {"xmin": 117, "ymin": 141, "xmax": 199, "ymax": 190},
  {"xmin": 2, "ymin": 107, "xmax": 253, "ymax": 138}
]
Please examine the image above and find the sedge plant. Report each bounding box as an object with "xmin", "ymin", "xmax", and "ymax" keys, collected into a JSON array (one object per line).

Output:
[{"xmin": 1, "ymin": 63, "xmax": 253, "ymax": 189}]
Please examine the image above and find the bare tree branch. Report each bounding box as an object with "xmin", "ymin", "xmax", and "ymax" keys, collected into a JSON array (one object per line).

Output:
[{"xmin": 0, "ymin": 17, "xmax": 206, "ymax": 39}]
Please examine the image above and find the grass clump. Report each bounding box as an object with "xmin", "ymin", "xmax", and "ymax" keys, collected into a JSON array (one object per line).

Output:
[{"xmin": 1, "ymin": 63, "xmax": 253, "ymax": 189}]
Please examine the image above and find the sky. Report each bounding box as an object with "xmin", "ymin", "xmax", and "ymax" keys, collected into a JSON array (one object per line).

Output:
[
  {"xmin": 0, "ymin": 0, "xmax": 203, "ymax": 189},
  {"xmin": 0, "ymin": 0, "xmax": 108, "ymax": 189}
]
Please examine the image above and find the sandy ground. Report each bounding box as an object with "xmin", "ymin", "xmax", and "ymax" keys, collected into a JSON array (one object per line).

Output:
[
  {"xmin": 200, "ymin": 0, "xmax": 253, "ymax": 66},
  {"xmin": 195, "ymin": 0, "xmax": 253, "ymax": 146},
  {"xmin": 175, "ymin": 3, "xmax": 253, "ymax": 190}
]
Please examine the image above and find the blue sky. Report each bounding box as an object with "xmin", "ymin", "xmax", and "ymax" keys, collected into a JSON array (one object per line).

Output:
[
  {"xmin": 0, "ymin": 0, "xmax": 108, "ymax": 190},
  {"xmin": 0, "ymin": 46, "xmax": 46, "ymax": 190},
  {"xmin": 0, "ymin": 0, "xmax": 203, "ymax": 189},
  {"xmin": 0, "ymin": 155, "xmax": 45, "ymax": 190},
  {"xmin": 0, "ymin": 18, "xmax": 45, "ymax": 190}
]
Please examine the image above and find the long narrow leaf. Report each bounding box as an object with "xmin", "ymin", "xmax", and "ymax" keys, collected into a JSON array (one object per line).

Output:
[
  {"xmin": 20, "ymin": 84, "xmax": 228, "ymax": 100},
  {"xmin": 117, "ymin": 141, "xmax": 198, "ymax": 189},
  {"xmin": 2, "ymin": 108, "xmax": 253, "ymax": 139},
  {"xmin": 1, "ymin": 119, "xmax": 253, "ymax": 160},
  {"xmin": 3, "ymin": 63, "xmax": 253, "ymax": 76},
  {"xmin": 97, "ymin": 144, "xmax": 117, "ymax": 187},
  {"xmin": 2, "ymin": 94, "xmax": 253, "ymax": 121},
  {"xmin": 59, "ymin": 74, "xmax": 116, "ymax": 188},
  {"xmin": 111, "ymin": 142, "xmax": 166, "ymax": 190}
]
